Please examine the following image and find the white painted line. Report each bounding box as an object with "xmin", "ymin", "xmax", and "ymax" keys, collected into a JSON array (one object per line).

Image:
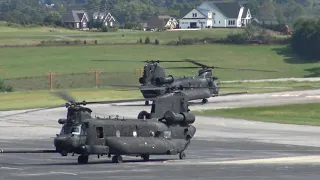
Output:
[
  {"xmin": 201, "ymin": 155, "xmax": 320, "ymax": 165},
  {"xmin": 1, "ymin": 167, "xmax": 23, "ymax": 170}
]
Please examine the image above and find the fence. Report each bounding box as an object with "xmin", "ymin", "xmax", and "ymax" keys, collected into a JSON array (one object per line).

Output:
[{"xmin": 3, "ymin": 69, "xmax": 143, "ymax": 91}]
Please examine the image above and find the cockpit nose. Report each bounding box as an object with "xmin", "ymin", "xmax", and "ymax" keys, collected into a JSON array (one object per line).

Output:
[{"xmin": 54, "ymin": 125, "xmax": 85, "ymax": 153}]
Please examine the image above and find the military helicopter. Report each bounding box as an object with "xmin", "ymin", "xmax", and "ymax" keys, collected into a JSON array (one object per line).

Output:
[
  {"xmin": 0, "ymin": 91, "xmax": 196, "ymax": 164},
  {"xmin": 92, "ymin": 59, "xmax": 278, "ymax": 105}
]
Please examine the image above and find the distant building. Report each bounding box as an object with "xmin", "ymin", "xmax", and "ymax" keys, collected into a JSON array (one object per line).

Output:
[
  {"xmin": 143, "ymin": 15, "xmax": 178, "ymax": 31},
  {"xmin": 61, "ymin": 10, "xmax": 89, "ymax": 30},
  {"xmin": 92, "ymin": 11, "xmax": 116, "ymax": 27},
  {"xmin": 179, "ymin": 1, "xmax": 252, "ymax": 29}
]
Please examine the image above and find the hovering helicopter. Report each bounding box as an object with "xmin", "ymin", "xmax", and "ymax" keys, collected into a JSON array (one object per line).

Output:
[
  {"xmin": 92, "ymin": 59, "xmax": 278, "ymax": 105},
  {"xmin": 0, "ymin": 91, "xmax": 196, "ymax": 164}
]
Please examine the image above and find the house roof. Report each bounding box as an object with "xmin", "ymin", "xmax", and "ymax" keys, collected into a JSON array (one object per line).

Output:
[
  {"xmin": 61, "ymin": 10, "xmax": 88, "ymax": 23},
  {"xmin": 145, "ymin": 15, "xmax": 169, "ymax": 28},
  {"xmin": 207, "ymin": 1, "xmax": 243, "ymax": 18}
]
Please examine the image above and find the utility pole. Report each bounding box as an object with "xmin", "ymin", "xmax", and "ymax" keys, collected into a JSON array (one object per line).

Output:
[
  {"xmin": 89, "ymin": 69, "xmax": 104, "ymax": 88},
  {"xmin": 45, "ymin": 71, "xmax": 57, "ymax": 91}
]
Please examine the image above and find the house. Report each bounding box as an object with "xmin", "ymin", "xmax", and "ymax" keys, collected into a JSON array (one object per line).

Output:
[
  {"xmin": 143, "ymin": 15, "xmax": 178, "ymax": 31},
  {"xmin": 92, "ymin": 11, "xmax": 116, "ymax": 27},
  {"xmin": 178, "ymin": 1, "xmax": 252, "ymax": 29},
  {"xmin": 61, "ymin": 10, "xmax": 89, "ymax": 30}
]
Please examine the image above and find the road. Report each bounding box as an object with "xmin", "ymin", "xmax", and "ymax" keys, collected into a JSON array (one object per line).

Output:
[{"xmin": 0, "ymin": 89, "xmax": 319, "ymax": 179}]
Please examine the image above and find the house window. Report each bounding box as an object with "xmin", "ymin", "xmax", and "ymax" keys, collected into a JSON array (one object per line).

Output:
[
  {"xmin": 110, "ymin": 22, "xmax": 113, "ymax": 27},
  {"xmin": 214, "ymin": 21, "xmax": 215, "ymax": 24},
  {"xmin": 219, "ymin": 21, "xmax": 220, "ymax": 24},
  {"xmin": 83, "ymin": 22, "xmax": 87, "ymax": 28},
  {"xmin": 192, "ymin": 13, "xmax": 197, "ymax": 17}
]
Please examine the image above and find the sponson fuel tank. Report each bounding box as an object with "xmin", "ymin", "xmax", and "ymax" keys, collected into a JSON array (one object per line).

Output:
[{"xmin": 105, "ymin": 137, "xmax": 186, "ymax": 155}]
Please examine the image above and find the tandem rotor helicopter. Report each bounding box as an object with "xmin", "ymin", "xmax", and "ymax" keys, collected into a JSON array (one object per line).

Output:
[
  {"xmin": 92, "ymin": 59, "xmax": 278, "ymax": 105},
  {"xmin": 0, "ymin": 91, "xmax": 196, "ymax": 164}
]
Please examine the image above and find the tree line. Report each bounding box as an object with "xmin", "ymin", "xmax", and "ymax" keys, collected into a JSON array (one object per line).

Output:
[
  {"xmin": 291, "ymin": 19, "xmax": 320, "ymax": 60},
  {"xmin": 0, "ymin": 0, "xmax": 319, "ymax": 27}
]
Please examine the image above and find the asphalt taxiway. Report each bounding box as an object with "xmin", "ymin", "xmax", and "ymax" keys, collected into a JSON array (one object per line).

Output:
[
  {"xmin": 1, "ymin": 138, "xmax": 320, "ymax": 180},
  {"xmin": 0, "ymin": 89, "xmax": 320, "ymax": 179}
]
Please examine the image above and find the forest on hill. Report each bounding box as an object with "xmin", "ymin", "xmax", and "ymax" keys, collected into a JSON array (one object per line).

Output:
[{"xmin": 0, "ymin": 0, "xmax": 319, "ymax": 26}]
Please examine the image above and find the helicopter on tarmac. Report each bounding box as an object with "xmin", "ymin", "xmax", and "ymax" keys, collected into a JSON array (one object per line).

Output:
[
  {"xmin": 0, "ymin": 91, "xmax": 196, "ymax": 164},
  {"xmin": 92, "ymin": 59, "xmax": 278, "ymax": 105}
]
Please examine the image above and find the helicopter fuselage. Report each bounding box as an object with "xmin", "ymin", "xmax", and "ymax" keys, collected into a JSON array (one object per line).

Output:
[{"xmin": 54, "ymin": 117, "xmax": 196, "ymax": 158}]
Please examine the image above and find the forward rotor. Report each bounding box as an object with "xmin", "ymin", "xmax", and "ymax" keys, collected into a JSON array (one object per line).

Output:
[{"xmin": 166, "ymin": 59, "xmax": 279, "ymax": 72}]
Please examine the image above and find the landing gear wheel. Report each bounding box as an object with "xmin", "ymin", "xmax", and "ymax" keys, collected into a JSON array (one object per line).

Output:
[
  {"xmin": 145, "ymin": 101, "xmax": 149, "ymax": 105},
  {"xmin": 112, "ymin": 155, "xmax": 123, "ymax": 163},
  {"xmin": 138, "ymin": 110, "xmax": 150, "ymax": 119},
  {"xmin": 141, "ymin": 154, "xmax": 150, "ymax": 161},
  {"xmin": 78, "ymin": 155, "xmax": 89, "ymax": 164},
  {"xmin": 179, "ymin": 152, "xmax": 186, "ymax": 160},
  {"xmin": 202, "ymin": 98, "xmax": 208, "ymax": 104}
]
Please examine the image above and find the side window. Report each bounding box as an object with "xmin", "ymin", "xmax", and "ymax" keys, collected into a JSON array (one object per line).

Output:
[
  {"xmin": 164, "ymin": 131, "xmax": 171, "ymax": 139},
  {"xmin": 96, "ymin": 127, "xmax": 104, "ymax": 138}
]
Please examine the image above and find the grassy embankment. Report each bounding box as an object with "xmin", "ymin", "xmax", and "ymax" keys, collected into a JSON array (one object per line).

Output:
[
  {"xmin": 195, "ymin": 103, "xmax": 320, "ymax": 126},
  {"xmin": 0, "ymin": 27, "xmax": 318, "ymax": 110},
  {"xmin": 0, "ymin": 25, "xmax": 243, "ymax": 46}
]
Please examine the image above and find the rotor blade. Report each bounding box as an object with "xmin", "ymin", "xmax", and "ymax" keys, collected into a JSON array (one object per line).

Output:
[
  {"xmin": 211, "ymin": 66, "xmax": 279, "ymax": 72},
  {"xmin": 183, "ymin": 59, "xmax": 208, "ymax": 67},
  {"xmin": 166, "ymin": 66, "xmax": 278, "ymax": 72},
  {"xmin": 91, "ymin": 60, "xmax": 214, "ymax": 63},
  {"xmin": 0, "ymin": 149, "xmax": 57, "ymax": 153},
  {"xmin": 84, "ymin": 98, "xmax": 154, "ymax": 104},
  {"xmin": 165, "ymin": 67, "xmax": 200, "ymax": 69},
  {"xmin": 51, "ymin": 91, "xmax": 76, "ymax": 103}
]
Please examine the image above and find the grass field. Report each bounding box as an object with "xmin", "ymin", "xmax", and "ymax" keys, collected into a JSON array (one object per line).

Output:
[
  {"xmin": 1, "ymin": 44, "xmax": 318, "ymax": 81},
  {"xmin": 194, "ymin": 103, "xmax": 320, "ymax": 126},
  {"xmin": 0, "ymin": 81, "xmax": 319, "ymax": 111},
  {"xmin": 0, "ymin": 25, "xmax": 243, "ymax": 46}
]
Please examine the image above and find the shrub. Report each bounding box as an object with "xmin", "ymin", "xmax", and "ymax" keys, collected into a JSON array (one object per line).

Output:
[
  {"xmin": 0, "ymin": 79, "xmax": 13, "ymax": 92},
  {"xmin": 155, "ymin": 39, "xmax": 159, "ymax": 45},
  {"xmin": 145, "ymin": 37, "xmax": 150, "ymax": 44},
  {"xmin": 101, "ymin": 25, "xmax": 108, "ymax": 32},
  {"xmin": 139, "ymin": 38, "xmax": 143, "ymax": 44}
]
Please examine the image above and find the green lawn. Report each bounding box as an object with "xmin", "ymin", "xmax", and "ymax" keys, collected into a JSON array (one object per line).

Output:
[
  {"xmin": 0, "ymin": 88, "xmax": 142, "ymax": 111},
  {"xmin": 0, "ymin": 44, "xmax": 317, "ymax": 80},
  {"xmin": 195, "ymin": 103, "xmax": 320, "ymax": 126},
  {"xmin": 0, "ymin": 25, "xmax": 243, "ymax": 45},
  {"xmin": 0, "ymin": 81, "xmax": 319, "ymax": 111}
]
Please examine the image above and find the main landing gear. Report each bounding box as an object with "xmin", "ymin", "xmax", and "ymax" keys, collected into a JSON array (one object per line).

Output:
[
  {"xmin": 202, "ymin": 98, "xmax": 208, "ymax": 104},
  {"xmin": 112, "ymin": 155, "xmax": 123, "ymax": 163},
  {"xmin": 179, "ymin": 151, "xmax": 186, "ymax": 160},
  {"xmin": 78, "ymin": 155, "xmax": 89, "ymax": 164}
]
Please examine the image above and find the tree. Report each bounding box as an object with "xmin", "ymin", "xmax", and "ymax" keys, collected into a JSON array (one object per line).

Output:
[
  {"xmin": 258, "ymin": 0, "xmax": 276, "ymax": 21},
  {"xmin": 291, "ymin": 19, "xmax": 320, "ymax": 60},
  {"xmin": 44, "ymin": 11, "xmax": 61, "ymax": 25}
]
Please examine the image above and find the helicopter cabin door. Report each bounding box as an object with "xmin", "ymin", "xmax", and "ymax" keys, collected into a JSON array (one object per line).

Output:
[{"xmin": 94, "ymin": 125, "xmax": 105, "ymax": 145}]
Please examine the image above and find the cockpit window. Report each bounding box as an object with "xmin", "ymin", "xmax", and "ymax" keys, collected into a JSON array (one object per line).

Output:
[{"xmin": 71, "ymin": 126, "xmax": 81, "ymax": 135}]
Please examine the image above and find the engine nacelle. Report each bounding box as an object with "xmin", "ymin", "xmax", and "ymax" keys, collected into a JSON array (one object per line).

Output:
[
  {"xmin": 156, "ymin": 75, "xmax": 174, "ymax": 85},
  {"xmin": 164, "ymin": 111, "xmax": 195, "ymax": 124}
]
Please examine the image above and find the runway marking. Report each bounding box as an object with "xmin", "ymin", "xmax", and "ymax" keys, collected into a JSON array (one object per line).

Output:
[
  {"xmin": 201, "ymin": 155, "xmax": 320, "ymax": 165},
  {"xmin": 15, "ymin": 171, "xmax": 77, "ymax": 176},
  {"xmin": 270, "ymin": 93, "xmax": 320, "ymax": 98},
  {"xmin": 1, "ymin": 167, "xmax": 23, "ymax": 170}
]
